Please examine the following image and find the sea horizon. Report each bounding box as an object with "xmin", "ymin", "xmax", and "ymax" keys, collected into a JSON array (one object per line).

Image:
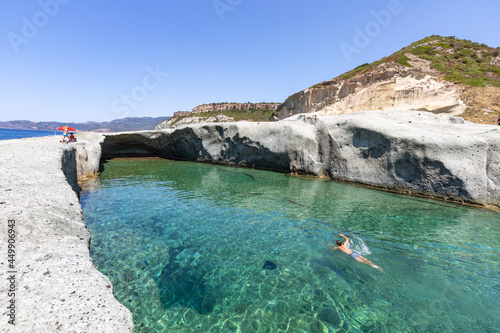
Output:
[{"xmin": 0, "ymin": 128, "xmax": 57, "ymax": 141}]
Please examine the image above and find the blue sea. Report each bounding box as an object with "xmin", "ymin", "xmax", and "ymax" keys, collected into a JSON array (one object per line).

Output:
[{"xmin": 0, "ymin": 128, "xmax": 56, "ymax": 140}]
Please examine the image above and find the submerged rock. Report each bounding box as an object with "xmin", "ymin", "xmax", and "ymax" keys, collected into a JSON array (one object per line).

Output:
[
  {"xmin": 263, "ymin": 260, "xmax": 277, "ymax": 270},
  {"xmin": 156, "ymin": 245, "xmax": 218, "ymax": 314}
]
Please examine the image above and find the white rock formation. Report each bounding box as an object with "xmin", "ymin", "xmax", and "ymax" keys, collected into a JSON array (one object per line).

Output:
[
  {"xmin": 0, "ymin": 137, "xmax": 134, "ymax": 332},
  {"xmin": 80, "ymin": 111, "xmax": 500, "ymax": 207},
  {"xmin": 75, "ymin": 132, "xmax": 104, "ymax": 178}
]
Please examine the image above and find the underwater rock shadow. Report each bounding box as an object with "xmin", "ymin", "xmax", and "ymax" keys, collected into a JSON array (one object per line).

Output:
[
  {"xmin": 155, "ymin": 245, "xmax": 221, "ymax": 315},
  {"xmin": 263, "ymin": 260, "xmax": 277, "ymax": 270}
]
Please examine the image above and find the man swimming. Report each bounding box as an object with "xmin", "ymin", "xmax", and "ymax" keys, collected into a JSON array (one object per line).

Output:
[{"xmin": 329, "ymin": 234, "xmax": 382, "ymax": 270}]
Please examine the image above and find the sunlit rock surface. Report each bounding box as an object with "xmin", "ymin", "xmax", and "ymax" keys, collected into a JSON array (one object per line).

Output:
[
  {"xmin": 79, "ymin": 110, "xmax": 500, "ymax": 207},
  {"xmin": 0, "ymin": 138, "xmax": 134, "ymax": 332},
  {"xmin": 276, "ymin": 62, "xmax": 466, "ymax": 119}
]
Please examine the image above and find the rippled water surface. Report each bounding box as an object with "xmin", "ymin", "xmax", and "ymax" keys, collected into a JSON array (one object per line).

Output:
[
  {"xmin": 80, "ymin": 158, "xmax": 500, "ymax": 332},
  {"xmin": 0, "ymin": 128, "xmax": 55, "ymax": 140}
]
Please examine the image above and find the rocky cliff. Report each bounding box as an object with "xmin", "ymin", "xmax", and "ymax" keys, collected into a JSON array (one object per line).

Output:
[
  {"xmin": 277, "ymin": 36, "xmax": 500, "ymax": 123},
  {"xmin": 79, "ymin": 111, "xmax": 500, "ymax": 208},
  {"xmin": 156, "ymin": 102, "xmax": 279, "ymax": 129},
  {"xmin": 277, "ymin": 62, "xmax": 466, "ymax": 119},
  {"xmin": 192, "ymin": 102, "xmax": 280, "ymax": 113}
]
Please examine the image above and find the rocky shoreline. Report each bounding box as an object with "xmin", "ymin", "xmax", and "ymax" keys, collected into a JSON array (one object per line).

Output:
[
  {"xmin": 81, "ymin": 110, "xmax": 500, "ymax": 208},
  {"xmin": 0, "ymin": 137, "xmax": 133, "ymax": 332},
  {"xmin": 1, "ymin": 110, "xmax": 498, "ymax": 331}
]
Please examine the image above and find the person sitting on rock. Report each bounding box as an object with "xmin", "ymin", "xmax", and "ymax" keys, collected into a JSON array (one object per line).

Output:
[
  {"xmin": 329, "ymin": 234, "xmax": 382, "ymax": 270},
  {"xmin": 68, "ymin": 133, "xmax": 77, "ymax": 142}
]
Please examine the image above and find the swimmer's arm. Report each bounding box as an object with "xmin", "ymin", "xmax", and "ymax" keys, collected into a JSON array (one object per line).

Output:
[
  {"xmin": 339, "ymin": 234, "xmax": 349, "ymax": 246},
  {"xmin": 328, "ymin": 244, "xmax": 339, "ymax": 250}
]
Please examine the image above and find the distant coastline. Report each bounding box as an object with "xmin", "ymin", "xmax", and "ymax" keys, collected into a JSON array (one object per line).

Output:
[{"xmin": 0, "ymin": 116, "xmax": 170, "ymax": 133}]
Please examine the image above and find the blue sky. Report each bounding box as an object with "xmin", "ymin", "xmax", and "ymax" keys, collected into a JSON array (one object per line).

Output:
[{"xmin": 1, "ymin": 0, "xmax": 499, "ymax": 123}]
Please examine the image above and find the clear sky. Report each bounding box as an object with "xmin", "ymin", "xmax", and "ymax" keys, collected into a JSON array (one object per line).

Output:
[{"xmin": 1, "ymin": 0, "xmax": 499, "ymax": 123}]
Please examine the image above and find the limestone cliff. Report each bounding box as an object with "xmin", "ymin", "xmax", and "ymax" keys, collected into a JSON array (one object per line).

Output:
[{"xmin": 277, "ymin": 36, "xmax": 500, "ymax": 123}]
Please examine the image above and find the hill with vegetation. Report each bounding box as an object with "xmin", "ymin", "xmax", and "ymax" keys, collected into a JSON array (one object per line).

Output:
[
  {"xmin": 277, "ymin": 35, "xmax": 500, "ymax": 124},
  {"xmin": 0, "ymin": 116, "xmax": 170, "ymax": 133},
  {"xmin": 338, "ymin": 35, "xmax": 500, "ymax": 86}
]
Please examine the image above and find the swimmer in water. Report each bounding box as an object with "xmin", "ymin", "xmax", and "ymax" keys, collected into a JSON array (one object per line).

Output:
[{"xmin": 329, "ymin": 234, "xmax": 382, "ymax": 270}]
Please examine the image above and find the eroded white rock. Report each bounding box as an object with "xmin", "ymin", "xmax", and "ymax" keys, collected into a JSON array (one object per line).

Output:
[
  {"xmin": 84, "ymin": 111, "xmax": 500, "ymax": 207},
  {"xmin": 0, "ymin": 137, "xmax": 134, "ymax": 333}
]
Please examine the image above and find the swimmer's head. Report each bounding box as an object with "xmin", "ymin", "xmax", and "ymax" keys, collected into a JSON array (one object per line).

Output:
[{"xmin": 336, "ymin": 240, "xmax": 342, "ymax": 246}]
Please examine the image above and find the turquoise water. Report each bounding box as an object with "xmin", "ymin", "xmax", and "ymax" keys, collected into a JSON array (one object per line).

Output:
[{"xmin": 80, "ymin": 158, "xmax": 500, "ymax": 333}]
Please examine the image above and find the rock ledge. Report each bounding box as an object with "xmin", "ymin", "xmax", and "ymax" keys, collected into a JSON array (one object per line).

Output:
[
  {"xmin": 82, "ymin": 110, "xmax": 500, "ymax": 208},
  {"xmin": 0, "ymin": 137, "xmax": 134, "ymax": 333}
]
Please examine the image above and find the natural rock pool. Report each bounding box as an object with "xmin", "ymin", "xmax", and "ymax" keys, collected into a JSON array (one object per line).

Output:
[{"xmin": 80, "ymin": 158, "xmax": 500, "ymax": 332}]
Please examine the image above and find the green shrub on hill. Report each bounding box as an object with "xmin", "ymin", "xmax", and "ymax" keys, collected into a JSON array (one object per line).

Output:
[
  {"xmin": 410, "ymin": 45, "xmax": 437, "ymax": 56},
  {"xmin": 435, "ymin": 42, "xmax": 452, "ymax": 49}
]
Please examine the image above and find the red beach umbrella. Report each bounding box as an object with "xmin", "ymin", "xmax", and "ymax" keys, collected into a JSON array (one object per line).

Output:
[{"xmin": 57, "ymin": 126, "xmax": 76, "ymax": 131}]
